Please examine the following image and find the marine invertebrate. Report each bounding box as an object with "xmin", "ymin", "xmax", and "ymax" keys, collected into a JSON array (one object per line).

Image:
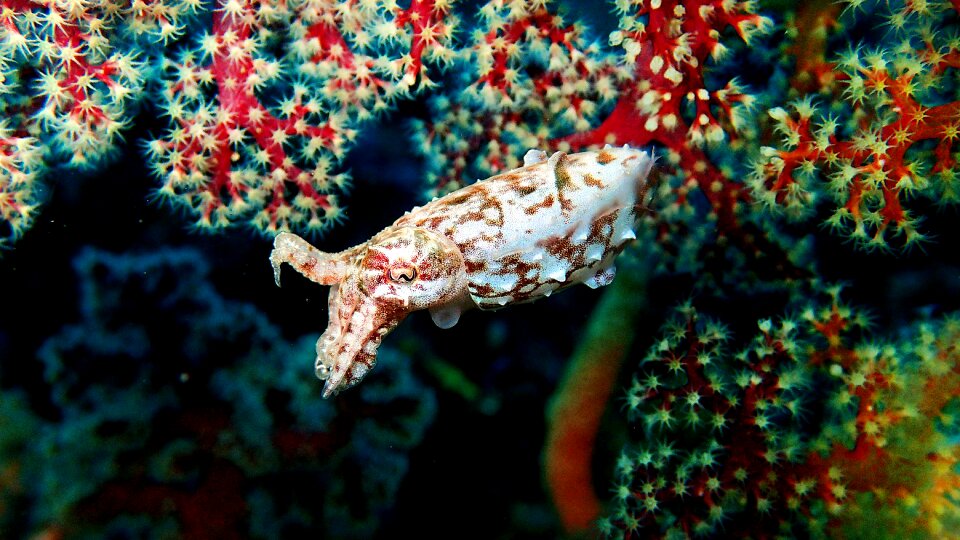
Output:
[
  {"xmin": 147, "ymin": 0, "xmax": 457, "ymax": 232},
  {"xmin": 0, "ymin": 0, "xmax": 156, "ymax": 167},
  {"xmin": 751, "ymin": 1, "xmax": 960, "ymax": 250},
  {"xmin": 0, "ymin": 132, "xmax": 41, "ymax": 248},
  {"xmin": 544, "ymin": 263, "xmax": 649, "ymax": 532},
  {"xmin": 271, "ymin": 145, "xmax": 655, "ymax": 396},
  {"xmin": 0, "ymin": 0, "xmax": 177, "ymax": 246},
  {"xmin": 0, "ymin": 0, "xmax": 460, "ymax": 244},
  {"xmin": 597, "ymin": 284, "xmax": 960, "ymax": 539}
]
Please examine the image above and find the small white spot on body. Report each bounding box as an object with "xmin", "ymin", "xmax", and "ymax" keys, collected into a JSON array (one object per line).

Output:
[{"xmin": 351, "ymin": 363, "xmax": 369, "ymax": 380}]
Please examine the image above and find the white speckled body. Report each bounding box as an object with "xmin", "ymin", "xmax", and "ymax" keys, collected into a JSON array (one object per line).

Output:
[{"xmin": 271, "ymin": 146, "xmax": 655, "ymax": 397}]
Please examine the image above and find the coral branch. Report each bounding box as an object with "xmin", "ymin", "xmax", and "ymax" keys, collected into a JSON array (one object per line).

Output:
[
  {"xmin": 752, "ymin": 1, "xmax": 960, "ymax": 250},
  {"xmin": 545, "ymin": 267, "xmax": 648, "ymax": 533}
]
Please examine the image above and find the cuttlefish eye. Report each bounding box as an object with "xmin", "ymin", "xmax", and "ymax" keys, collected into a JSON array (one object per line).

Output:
[
  {"xmin": 359, "ymin": 227, "xmax": 467, "ymax": 311},
  {"xmin": 389, "ymin": 266, "xmax": 418, "ymax": 283}
]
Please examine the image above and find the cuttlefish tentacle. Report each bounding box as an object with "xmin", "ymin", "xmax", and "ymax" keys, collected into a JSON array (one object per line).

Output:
[{"xmin": 271, "ymin": 146, "xmax": 656, "ymax": 396}]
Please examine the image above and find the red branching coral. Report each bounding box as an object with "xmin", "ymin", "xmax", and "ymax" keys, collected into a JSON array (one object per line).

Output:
[
  {"xmin": 602, "ymin": 284, "xmax": 960, "ymax": 538},
  {"xmin": 147, "ymin": 0, "xmax": 457, "ymax": 232},
  {"xmin": 751, "ymin": 2, "xmax": 960, "ymax": 250}
]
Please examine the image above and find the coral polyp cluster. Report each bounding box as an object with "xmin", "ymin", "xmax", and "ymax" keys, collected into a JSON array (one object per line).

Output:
[
  {"xmin": 751, "ymin": 1, "xmax": 960, "ymax": 250},
  {"xmin": 601, "ymin": 287, "xmax": 960, "ymax": 538},
  {"xmin": 146, "ymin": 0, "xmax": 459, "ymax": 232}
]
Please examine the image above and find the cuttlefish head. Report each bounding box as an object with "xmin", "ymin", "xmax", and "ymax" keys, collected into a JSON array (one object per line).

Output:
[{"xmin": 285, "ymin": 227, "xmax": 467, "ymax": 397}]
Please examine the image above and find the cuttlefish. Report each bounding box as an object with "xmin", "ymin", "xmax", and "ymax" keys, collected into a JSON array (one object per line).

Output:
[{"xmin": 271, "ymin": 145, "xmax": 655, "ymax": 397}]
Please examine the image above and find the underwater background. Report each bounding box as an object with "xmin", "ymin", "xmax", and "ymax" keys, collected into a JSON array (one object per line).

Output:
[{"xmin": 1, "ymin": 0, "xmax": 959, "ymax": 538}]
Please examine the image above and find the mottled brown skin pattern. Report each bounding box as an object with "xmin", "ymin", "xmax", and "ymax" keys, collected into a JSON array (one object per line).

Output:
[
  {"xmin": 271, "ymin": 146, "xmax": 655, "ymax": 396},
  {"xmin": 393, "ymin": 148, "xmax": 653, "ymax": 308}
]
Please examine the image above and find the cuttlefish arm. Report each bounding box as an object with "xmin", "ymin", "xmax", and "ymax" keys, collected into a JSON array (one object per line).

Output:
[
  {"xmin": 271, "ymin": 228, "xmax": 469, "ymax": 397},
  {"xmin": 270, "ymin": 232, "xmax": 365, "ymax": 287}
]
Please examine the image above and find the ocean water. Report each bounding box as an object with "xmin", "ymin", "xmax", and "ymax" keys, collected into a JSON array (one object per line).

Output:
[{"xmin": 1, "ymin": 1, "xmax": 959, "ymax": 538}]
